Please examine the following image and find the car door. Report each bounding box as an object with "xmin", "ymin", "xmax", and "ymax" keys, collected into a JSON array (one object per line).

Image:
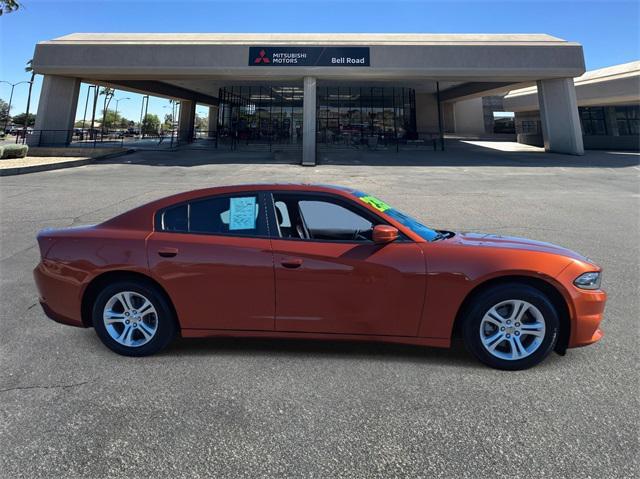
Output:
[
  {"xmin": 147, "ymin": 191, "xmax": 275, "ymax": 331},
  {"xmin": 268, "ymin": 192, "xmax": 426, "ymax": 337}
]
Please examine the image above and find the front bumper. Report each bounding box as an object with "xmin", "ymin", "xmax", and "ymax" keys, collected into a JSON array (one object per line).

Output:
[
  {"xmin": 555, "ymin": 260, "xmax": 607, "ymax": 349},
  {"xmin": 568, "ymin": 288, "xmax": 607, "ymax": 348}
]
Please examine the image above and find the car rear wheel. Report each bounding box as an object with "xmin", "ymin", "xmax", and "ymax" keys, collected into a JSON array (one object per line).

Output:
[
  {"xmin": 462, "ymin": 284, "xmax": 559, "ymax": 370},
  {"xmin": 92, "ymin": 280, "xmax": 176, "ymax": 356}
]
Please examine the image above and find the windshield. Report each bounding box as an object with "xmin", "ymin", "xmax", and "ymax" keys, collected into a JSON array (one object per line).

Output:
[{"xmin": 348, "ymin": 190, "xmax": 441, "ymax": 241}]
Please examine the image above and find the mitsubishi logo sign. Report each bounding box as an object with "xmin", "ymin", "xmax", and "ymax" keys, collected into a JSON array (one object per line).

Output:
[
  {"xmin": 249, "ymin": 46, "xmax": 370, "ymax": 67},
  {"xmin": 254, "ymin": 49, "xmax": 271, "ymax": 64}
]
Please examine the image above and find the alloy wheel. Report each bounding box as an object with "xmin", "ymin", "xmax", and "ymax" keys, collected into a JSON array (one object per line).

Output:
[
  {"xmin": 103, "ymin": 291, "xmax": 158, "ymax": 347},
  {"xmin": 479, "ymin": 299, "xmax": 546, "ymax": 361}
]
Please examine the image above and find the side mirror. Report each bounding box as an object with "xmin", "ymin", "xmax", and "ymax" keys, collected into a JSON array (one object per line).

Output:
[{"xmin": 373, "ymin": 225, "xmax": 399, "ymax": 244}]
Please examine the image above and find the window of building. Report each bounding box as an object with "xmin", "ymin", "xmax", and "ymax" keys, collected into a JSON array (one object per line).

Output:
[
  {"xmin": 579, "ymin": 107, "xmax": 607, "ymax": 136},
  {"xmin": 519, "ymin": 120, "xmax": 539, "ymax": 134},
  {"xmin": 615, "ymin": 105, "xmax": 639, "ymax": 136},
  {"xmin": 316, "ymin": 87, "xmax": 417, "ymax": 145}
]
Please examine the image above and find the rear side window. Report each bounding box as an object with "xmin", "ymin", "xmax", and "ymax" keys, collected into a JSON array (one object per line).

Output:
[
  {"xmin": 158, "ymin": 194, "xmax": 266, "ymax": 236},
  {"xmin": 161, "ymin": 203, "xmax": 188, "ymax": 232}
]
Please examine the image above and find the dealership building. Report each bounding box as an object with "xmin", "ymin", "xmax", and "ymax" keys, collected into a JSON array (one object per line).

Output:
[
  {"xmin": 31, "ymin": 33, "xmax": 590, "ymax": 164},
  {"xmin": 505, "ymin": 61, "xmax": 639, "ymax": 151}
]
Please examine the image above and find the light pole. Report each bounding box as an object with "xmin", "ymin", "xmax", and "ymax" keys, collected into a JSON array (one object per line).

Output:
[
  {"xmin": 0, "ymin": 80, "xmax": 32, "ymax": 133},
  {"xmin": 113, "ymin": 97, "xmax": 130, "ymax": 130},
  {"xmin": 139, "ymin": 95, "xmax": 149, "ymax": 138},
  {"xmin": 81, "ymin": 85, "xmax": 96, "ymax": 139},
  {"xmin": 89, "ymin": 86, "xmax": 99, "ymax": 141}
]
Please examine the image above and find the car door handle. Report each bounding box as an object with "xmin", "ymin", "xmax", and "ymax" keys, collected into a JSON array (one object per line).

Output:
[
  {"xmin": 281, "ymin": 257, "xmax": 303, "ymax": 269},
  {"xmin": 158, "ymin": 247, "xmax": 178, "ymax": 258}
]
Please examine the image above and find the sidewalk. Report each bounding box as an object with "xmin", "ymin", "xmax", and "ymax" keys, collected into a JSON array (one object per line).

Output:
[{"xmin": 0, "ymin": 148, "xmax": 131, "ymax": 176}]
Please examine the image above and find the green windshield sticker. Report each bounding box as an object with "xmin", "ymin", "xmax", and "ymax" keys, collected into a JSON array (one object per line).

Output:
[{"xmin": 359, "ymin": 195, "xmax": 391, "ymax": 212}]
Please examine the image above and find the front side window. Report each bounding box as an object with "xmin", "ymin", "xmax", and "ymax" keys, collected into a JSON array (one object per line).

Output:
[
  {"xmin": 272, "ymin": 194, "xmax": 375, "ymax": 241},
  {"xmin": 158, "ymin": 194, "xmax": 266, "ymax": 236}
]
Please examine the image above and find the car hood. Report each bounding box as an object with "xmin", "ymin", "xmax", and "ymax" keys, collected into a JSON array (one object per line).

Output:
[{"xmin": 450, "ymin": 232, "xmax": 593, "ymax": 264}]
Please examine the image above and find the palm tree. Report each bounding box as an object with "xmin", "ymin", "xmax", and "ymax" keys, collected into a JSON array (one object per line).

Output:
[
  {"xmin": 0, "ymin": 0, "xmax": 21, "ymax": 15},
  {"xmin": 99, "ymin": 87, "xmax": 115, "ymax": 133},
  {"xmin": 22, "ymin": 59, "xmax": 35, "ymax": 141}
]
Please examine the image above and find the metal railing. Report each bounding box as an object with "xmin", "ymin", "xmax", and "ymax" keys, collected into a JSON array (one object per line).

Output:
[
  {"xmin": 196, "ymin": 129, "xmax": 444, "ymax": 152},
  {"xmin": 5, "ymin": 128, "xmax": 444, "ymax": 153},
  {"xmin": 11, "ymin": 129, "xmax": 181, "ymax": 150},
  {"xmin": 317, "ymin": 131, "xmax": 443, "ymax": 152}
]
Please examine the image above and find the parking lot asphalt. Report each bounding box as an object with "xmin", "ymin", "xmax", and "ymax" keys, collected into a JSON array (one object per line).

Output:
[{"xmin": 1, "ymin": 145, "xmax": 639, "ymax": 478}]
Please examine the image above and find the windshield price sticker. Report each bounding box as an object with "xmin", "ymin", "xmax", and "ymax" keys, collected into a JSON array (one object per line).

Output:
[{"xmin": 359, "ymin": 195, "xmax": 391, "ymax": 212}]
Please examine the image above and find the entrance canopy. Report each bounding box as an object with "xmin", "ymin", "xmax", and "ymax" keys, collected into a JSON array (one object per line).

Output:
[
  {"xmin": 30, "ymin": 33, "xmax": 588, "ymax": 161},
  {"xmin": 33, "ymin": 33, "xmax": 585, "ymax": 95}
]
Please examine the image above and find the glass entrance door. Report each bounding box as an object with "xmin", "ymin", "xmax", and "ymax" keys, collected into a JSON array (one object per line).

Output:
[
  {"xmin": 217, "ymin": 86, "xmax": 304, "ymax": 148},
  {"xmin": 316, "ymin": 86, "xmax": 417, "ymax": 148}
]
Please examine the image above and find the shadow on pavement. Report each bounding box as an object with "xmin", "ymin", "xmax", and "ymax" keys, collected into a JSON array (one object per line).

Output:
[
  {"xmin": 164, "ymin": 336, "xmax": 484, "ymax": 368},
  {"xmin": 318, "ymin": 141, "xmax": 640, "ymax": 168},
  {"xmin": 95, "ymin": 140, "xmax": 640, "ymax": 168}
]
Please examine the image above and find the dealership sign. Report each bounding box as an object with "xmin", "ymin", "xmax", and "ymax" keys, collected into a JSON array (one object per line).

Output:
[{"xmin": 249, "ymin": 47, "xmax": 370, "ymax": 67}]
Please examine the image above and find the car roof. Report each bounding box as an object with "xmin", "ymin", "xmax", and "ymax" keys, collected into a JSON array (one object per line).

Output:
[
  {"xmin": 162, "ymin": 183, "xmax": 361, "ymax": 201},
  {"xmin": 100, "ymin": 184, "xmax": 361, "ymax": 229}
]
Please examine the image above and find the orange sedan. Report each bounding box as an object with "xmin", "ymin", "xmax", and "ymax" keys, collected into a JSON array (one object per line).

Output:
[{"xmin": 33, "ymin": 184, "xmax": 606, "ymax": 369}]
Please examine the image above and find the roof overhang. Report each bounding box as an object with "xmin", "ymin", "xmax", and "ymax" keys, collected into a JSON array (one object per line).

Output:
[{"xmin": 32, "ymin": 33, "xmax": 586, "ymax": 103}]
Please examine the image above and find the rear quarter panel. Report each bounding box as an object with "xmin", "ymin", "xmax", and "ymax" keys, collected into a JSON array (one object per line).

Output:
[{"xmin": 35, "ymin": 227, "xmax": 151, "ymax": 325}]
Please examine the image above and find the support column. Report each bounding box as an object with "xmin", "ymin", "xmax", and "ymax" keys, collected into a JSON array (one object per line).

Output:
[
  {"xmin": 29, "ymin": 75, "xmax": 80, "ymax": 146},
  {"xmin": 178, "ymin": 100, "xmax": 196, "ymax": 143},
  {"xmin": 208, "ymin": 106, "xmax": 218, "ymax": 138},
  {"xmin": 537, "ymin": 78, "xmax": 584, "ymax": 155},
  {"xmin": 302, "ymin": 76, "xmax": 317, "ymax": 166}
]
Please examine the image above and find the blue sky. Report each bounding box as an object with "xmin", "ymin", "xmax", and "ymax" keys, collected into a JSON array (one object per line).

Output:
[{"xmin": 1, "ymin": 0, "xmax": 638, "ymax": 122}]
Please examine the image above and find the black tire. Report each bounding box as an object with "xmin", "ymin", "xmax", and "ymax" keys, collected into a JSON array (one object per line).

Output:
[
  {"xmin": 462, "ymin": 284, "xmax": 559, "ymax": 370},
  {"xmin": 92, "ymin": 280, "xmax": 177, "ymax": 357}
]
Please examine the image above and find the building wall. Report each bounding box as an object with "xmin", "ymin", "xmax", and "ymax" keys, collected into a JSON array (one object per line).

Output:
[
  {"xmin": 505, "ymin": 61, "xmax": 640, "ymax": 151},
  {"xmin": 482, "ymin": 96, "xmax": 506, "ymax": 133},
  {"xmin": 514, "ymin": 111, "xmax": 543, "ymax": 146},
  {"xmin": 452, "ymin": 97, "xmax": 485, "ymax": 134},
  {"xmin": 415, "ymin": 93, "xmax": 439, "ymax": 133},
  {"xmin": 515, "ymin": 105, "xmax": 640, "ymax": 151},
  {"xmin": 443, "ymin": 103, "xmax": 455, "ymax": 133}
]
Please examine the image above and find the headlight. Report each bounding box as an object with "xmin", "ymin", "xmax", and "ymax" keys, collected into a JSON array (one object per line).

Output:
[{"xmin": 574, "ymin": 271, "xmax": 601, "ymax": 290}]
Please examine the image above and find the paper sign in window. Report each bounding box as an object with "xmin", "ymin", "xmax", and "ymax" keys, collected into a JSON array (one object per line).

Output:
[{"xmin": 229, "ymin": 197, "xmax": 257, "ymax": 230}]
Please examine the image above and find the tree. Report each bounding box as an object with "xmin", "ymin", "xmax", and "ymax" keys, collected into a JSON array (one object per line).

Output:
[
  {"xmin": 101, "ymin": 109, "xmax": 125, "ymax": 129},
  {"xmin": 23, "ymin": 59, "xmax": 36, "ymax": 134},
  {"xmin": 141, "ymin": 113, "xmax": 160, "ymax": 135},
  {"xmin": 0, "ymin": 99, "xmax": 9, "ymax": 125},
  {"xmin": 119, "ymin": 117, "xmax": 131, "ymax": 129},
  {"xmin": 11, "ymin": 112, "xmax": 35, "ymax": 127},
  {"xmin": 99, "ymin": 87, "xmax": 115, "ymax": 132},
  {"xmin": 0, "ymin": 0, "xmax": 21, "ymax": 15},
  {"xmin": 195, "ymin": 114, "xmax": 208, "ymax": 131},
  {"xmin": 163, "ymin": 113, "xmax": 174, "ymax": 131}
]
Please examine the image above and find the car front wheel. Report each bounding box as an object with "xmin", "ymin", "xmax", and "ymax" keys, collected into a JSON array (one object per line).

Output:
[
  {"xmin": 462, "ymin": 284, "xmax": 559, "ymax": 370},
  {"xmin": 92, "ymin": 280, "xmax": 176, "ymax": 357}
]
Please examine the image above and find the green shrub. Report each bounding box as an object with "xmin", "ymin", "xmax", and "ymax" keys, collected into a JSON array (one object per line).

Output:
[
  {"xmin": 1, "ymin": 144, "xmax": 29, "ymax": 159},
  {"xmin": 0, "ymin": 146, "xmax": 3, "ymax": 158}
]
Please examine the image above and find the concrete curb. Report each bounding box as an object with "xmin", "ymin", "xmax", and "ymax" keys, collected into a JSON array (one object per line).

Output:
[{"xmin": 0, "ymin": 149, "xmax": 135, "ymax": 176}]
